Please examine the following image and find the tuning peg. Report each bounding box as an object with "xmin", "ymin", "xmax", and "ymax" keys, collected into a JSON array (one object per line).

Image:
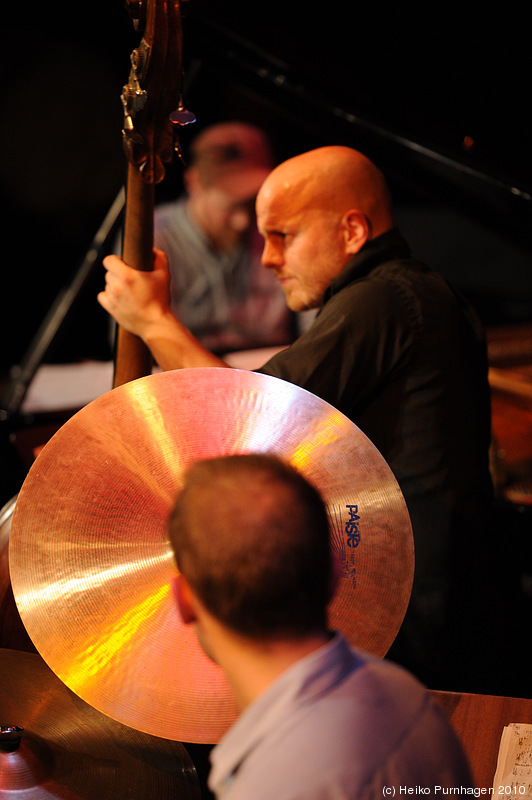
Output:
[
  {"xmin": 121, "ymin": 45, "xmax": 149, "ymax": 130},
  {"xmin": 170, "ymin": 96, "xmax": 196, "ymax": 126}
]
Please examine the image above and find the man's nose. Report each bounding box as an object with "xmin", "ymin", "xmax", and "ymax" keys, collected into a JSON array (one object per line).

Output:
[{"xmin": 261, "ymin": 240, "xmax": 283, "ymax": 268}]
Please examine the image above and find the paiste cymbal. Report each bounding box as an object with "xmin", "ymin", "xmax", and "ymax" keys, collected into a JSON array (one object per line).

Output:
[
  {"xmin": 9, "ymin": 368, "xmax": 414, "ymax": 744},
  {"xmin": 0, "ymin": 648, "xmax": 200, "ymax": 798}
]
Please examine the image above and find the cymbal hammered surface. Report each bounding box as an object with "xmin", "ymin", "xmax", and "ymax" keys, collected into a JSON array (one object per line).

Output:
[{"xmin": 9, "ymin": 368, "xmax": 413, "ymax": 743}]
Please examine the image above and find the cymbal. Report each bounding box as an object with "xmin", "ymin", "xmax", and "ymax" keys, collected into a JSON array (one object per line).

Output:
[
  {"xmin": 9, "ymin": 368, "xmax": 413, "ymax": 744},
  {"xmin": 0, "ymin": 647, "xmax": 200, "ymax": 798},
  {"xmin": 1, "ymin": 495, "xmax": 36, "ymax": 653}
]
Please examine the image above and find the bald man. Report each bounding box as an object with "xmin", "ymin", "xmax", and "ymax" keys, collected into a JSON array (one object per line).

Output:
[{"xmin": 99, "ymin": 146, "xmax": 493, "ymax": 690}]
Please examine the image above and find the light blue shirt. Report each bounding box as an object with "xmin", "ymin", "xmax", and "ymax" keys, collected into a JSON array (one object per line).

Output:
[{"xmin": 209, "ymin": 634, "xmax": 473, "ymax": 800}]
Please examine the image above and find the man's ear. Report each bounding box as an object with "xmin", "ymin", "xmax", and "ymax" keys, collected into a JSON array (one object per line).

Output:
[
  {"xmin": 341, "ymin": 209, "xmax": 371, "ymax": 255},
  {"xmin": 171, "ymin": 574, "xmax": 198, "ymax": 625}
]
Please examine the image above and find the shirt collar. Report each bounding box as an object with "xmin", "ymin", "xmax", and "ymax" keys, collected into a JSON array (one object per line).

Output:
[{"xmin": 324, "ymin": 228, "xmax": 411, "ymax": 302}]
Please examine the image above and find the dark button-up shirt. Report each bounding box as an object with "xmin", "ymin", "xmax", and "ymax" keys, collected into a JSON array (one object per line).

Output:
[{"xmin": 258, "ymin": 229, "xmax": 492, "ymax": 686}]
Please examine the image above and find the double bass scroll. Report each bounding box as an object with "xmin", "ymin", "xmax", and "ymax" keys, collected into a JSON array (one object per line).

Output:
[{"xmin": 114, "ymin": 0, "xmax": 193, "ymax": 388}]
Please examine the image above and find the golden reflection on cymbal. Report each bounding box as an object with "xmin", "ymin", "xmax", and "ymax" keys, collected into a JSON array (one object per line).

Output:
[
  {"xmin": 60, "ymin": 582, "xmax": 171, "ymax": 695},
  {"xmin": 9, "ymin": 368, "xmax": 413, "ymax": 744},
  {"xmin": 125, "ymin": 378, "xmax": 187, "ymax": 488}
]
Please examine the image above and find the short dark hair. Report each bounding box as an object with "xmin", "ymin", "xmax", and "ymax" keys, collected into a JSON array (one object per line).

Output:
[{"xmin": 168, "ymin": 454, "xmax": 332, "ymax": 639}]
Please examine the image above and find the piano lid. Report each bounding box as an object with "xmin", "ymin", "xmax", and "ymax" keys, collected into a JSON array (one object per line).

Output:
[{"xmin": 181, "ymin": 2, "xmax": 531, "ymax": 238}]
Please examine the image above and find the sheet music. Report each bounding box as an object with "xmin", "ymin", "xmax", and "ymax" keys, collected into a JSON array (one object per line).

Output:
[
  {"xmin": 19, "ymin": 350, "xmax": 286, "ymax": 414},
  {"xmin": 20, "ymin": 361, "xmax": 115, "ymax": 413},
  {"xmin": 493, "ymin": 723, "xmax": 532, "ymax": 800}
]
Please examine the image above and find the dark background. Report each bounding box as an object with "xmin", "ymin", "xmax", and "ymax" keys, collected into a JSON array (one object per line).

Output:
[{"xmin": 1, "ymin": 1, "xmax": 531, "ymax": 378}]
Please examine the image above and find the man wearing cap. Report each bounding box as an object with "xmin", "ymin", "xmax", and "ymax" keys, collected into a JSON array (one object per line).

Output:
[{"xmin": 153, "ymin": 121, "xmax": 297, "ymax": 353}]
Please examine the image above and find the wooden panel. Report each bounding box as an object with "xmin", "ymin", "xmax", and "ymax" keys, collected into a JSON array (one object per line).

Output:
[{"xmin": 431, "ymin": 690, "xmax": 532, "ymax": 790}]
